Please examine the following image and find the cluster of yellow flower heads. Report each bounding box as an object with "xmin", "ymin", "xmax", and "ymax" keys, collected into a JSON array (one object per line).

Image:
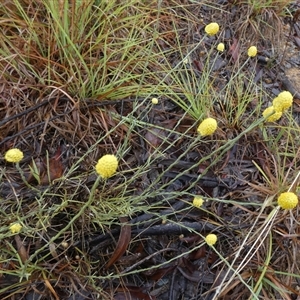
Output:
[
  {"xmin": 262, "ymin": 106, "xmax": 282, "ymax": 122},
  {"xmin": 192, "ymin": 197, "xmax": 218, "ymax": 246},
  {"xmin": 4, "ymin": 21, "xmax": 295, "ymax": 258},
  {"xmin": 196, "ymin": 22, "xmax": 220, "ymax": 136},
  {"xmin": 204, "ymin": 22, "xmax": 258, "ymax": 60},
  {"xmin": 263, "ymin": 91, "xmax": 293, "ymax": 122},
  {"xmin": 3, "ymin": 149, "xmax": 24, "ymax": 234},
  {"xmin": 273, "ymin": 91, "xmax": 293, "ymax": 112}
]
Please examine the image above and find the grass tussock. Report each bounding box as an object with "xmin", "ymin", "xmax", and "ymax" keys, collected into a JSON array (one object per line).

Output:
[{"xmin": 0, "ymin": 0, "xmax": 300, "ymax": 299}]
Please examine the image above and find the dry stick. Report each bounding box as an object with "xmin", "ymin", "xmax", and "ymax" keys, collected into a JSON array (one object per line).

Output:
[
  {"xmin": 99, "ymin": 232, "xmax": 211, "ymax": 281},
  {"xmin": 0, "ymin": 97, "xmax": 139, "ymax": 147},
  {"xmin": 0, "ymin": 98, "xmax": 136, "ymax": 147},
  {"xmin": 288, "ymin": 170, "xmax": 300, "ymax": 227},
  {"xmin": 0, "ymin": 98, "xmax": 57, "ymax": 127},
  {"xmin": 288, "ymin": 170, "xmax": 300, "ymax": 193},
  {"xmin": 81, "ymin": 197, "xmax": 187, "ymax": 251},
  {"xmin": 89, "ymin": 221, "xmax": 217, "ymax": 254},
  {"xmin": 120, "ymin": 247, "xmax": 178, "ymax": 274},
  {"xmin": 0, "ymin": 109, "xmax": 73, "ymax": 146}
]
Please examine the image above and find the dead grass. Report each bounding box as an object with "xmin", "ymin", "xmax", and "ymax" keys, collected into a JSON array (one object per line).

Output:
[
  {"xmin": 0, "ymin": 0, "xmax": 300, "ymax": 299},
  {"xmin": 227, "ymin": 0, "xmax": 293, "ymax": 51}
]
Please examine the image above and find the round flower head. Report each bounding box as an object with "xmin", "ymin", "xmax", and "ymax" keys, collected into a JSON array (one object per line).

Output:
[
  {"xmin": 205, "ymin": 234, "xmax": 217, "ymax": 246},
  {"xmin": 5, "ymin": 148, "xmax": 24, "ymax": 163},
  {"xmin": 278, "ymin": 192, "xmax": 298, "ymax": 210},
  {"xmin": 217, "ymin": 43, "xmax": 225, "ymax": 52},
  {"xmin": 183, "ymin": 57, "xmax": 190, "ymax": 64},
  {"xmin": 262, "ymin": 106, "xmax": 282, "ymax": 122},
  {"xmin": 273, "ymin": 91, "xmax": 293, "ymax": 112},
  {"xmin": 247, "ymin": 46, "xmax": 257, "ymax": 57},
  {"xmin": 10, "ymin": 223, "xmax": 22, "ymax": 234},
  {"xmin": 205, "ymin": 22, "xmax": 219, "ymax": 36},
  {"xmin": 197, "ymin": 118, "xmax": 217, "ymax": 137},
  {"xmin": 193, "ymin": 197, "xmax": 204, "ymax": 208},
  {"xmin": 95, "ymin": 154, "xmax": 118, "ymax": 179},
  {"xmin": 151, "ymin": 98, "xmax": 158, "ymax": 105}
]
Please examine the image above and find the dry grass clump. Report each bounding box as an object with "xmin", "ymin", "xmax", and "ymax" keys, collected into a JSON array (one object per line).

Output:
[{"xmin": 227, "ymin": 0, "xmax": 293, "ymax": 48}]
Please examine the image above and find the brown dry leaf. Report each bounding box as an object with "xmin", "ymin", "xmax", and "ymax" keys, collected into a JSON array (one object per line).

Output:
[
  {"xmin": 188, "ymin": 245, "xmax": 206, "ymax": 260},
  {"xmin": 145, "ymin": 127, "xmax": 167, "ymax": 148},
  {"xmin": 105, "ymin": 217, "xmax": 131, "ymax": 269},
  {"xmin": 114, "ymin": 286, "xmax": 155, "ymax": 300},
  {"xmin": 294, "ymin": 36, "xmax": 300, "ymax": 48},
  {"xmin": 14, "ymin": 235, "xmax": 28, "ymax": 263},
  {"xmin": 229, "ymin": 37, "xmax": 240, "ymax": 62},
  {"xmin": 148, "ymin": 265, "xmax": 176, "ymax": 281},
  {"xmin": 294, "ymin": 98, "xmax": 300, "ymax": 112},
  {"xmin": 193, "ymin": 59, "xmax": 204, "ymax": 72},
  {"xmin": 43, "ymin": 274, "xmax": 60, "ymax": 300},
  {"xmin": 41, "ymin": 151, "xmax": 64, "ymax": 185},
  {"xmin": 28, "ymin": 148, "xmax": 64, "ymax": 185},
  {"xmin": 114, "ymin": 292, "xmax": 154, "ymax": 300}
]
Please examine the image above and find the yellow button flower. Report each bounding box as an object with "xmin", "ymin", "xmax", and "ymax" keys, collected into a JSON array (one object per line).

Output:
[
  {"xmin": 205, "ymin": 233, "xmax": 217, "ymax": 246},
  {"xmin": 273, "ymin": 91, "xmax": 293, "ymax": 112},
  {"xmin": 197, "ymin": 118, "xmax": 217, "ymax": 137},
  {"xmin": 205, "ymin": 22, "xmax": 219, "ymax": 36},
  {"xmin": 183, "ymin": 57, "xmax": 190, "ymax": 64},
  {"xmin": 262, "ymin": 106, "xmax": 282, "ymax": 122},
  {"xmin": 247, "ymin": 46, "xmax": 257, "ymax": 57},
  {"xmin": 10, "ymin": 223, "xmax": 22, "ymax": 234},
  {"xmin": 278, "ymin": 192, "xmax": 298, "ymax": 210},
  {"xmin": 151, "ymin": 98, "xmax": 158, "ymax": 104},
  {"xmin": 95, "ymin": 154, "xmax": 118, "ymax": 179},
  {"xmin": 4, "ymin": 148, "xmax": 24, "ymax": 163},
  {"xmin": 217, "ymin": 43, "xmax": 225, "ymax": 52},
  {"xmin": 193, "ymin": 197, "xmax": 204, "ymax": 208}
]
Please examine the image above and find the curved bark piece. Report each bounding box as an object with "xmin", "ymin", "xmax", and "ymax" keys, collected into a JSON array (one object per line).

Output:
[{"xmin": 105, "ymin": 217, "xmax": 131, "ymax": 269}]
